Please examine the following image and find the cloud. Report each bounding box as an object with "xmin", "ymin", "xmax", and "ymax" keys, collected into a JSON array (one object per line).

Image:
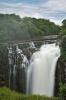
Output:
[
  {"xmin": 0, "ymin": 0, "xmax": 66, "ymax": 25},
  {"xmin": 0, "ymin": 2, "xmax": 42, "ymax": 18},
  {"xmin": 43, "ymin": 0, "xmax": 66, "ymax": 13}
]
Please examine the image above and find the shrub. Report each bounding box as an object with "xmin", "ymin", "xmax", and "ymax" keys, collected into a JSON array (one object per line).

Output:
[
  {"xmin": 59, "ymin": 83, "xmax": 66, "ymax": 100},
  {"xmin": 61, "ymin": 35, "xmax": 66, "ymax": 49},
  {"xmin": 61, "ymin": 35, "xmax": 66, "ymax": 60},
  {"xmin": 0, "ymin": 87, "xmax": 61, "ymax": 100}
]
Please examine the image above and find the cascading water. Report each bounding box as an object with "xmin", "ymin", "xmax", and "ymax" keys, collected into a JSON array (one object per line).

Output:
[
  {"xmin": 26, "ymin": 43, "xmax": 60, "ymax": 96},
  {"xmin": 7, "ymin": 46, "xmax": 13, "ymax": 88},
  {"xmin": 29, "ymin": 42, "xmax": 35, "ymax": 48},
  {"xmin": 7, "ymin": 45, "xmax": 29, "ymax": 92}
]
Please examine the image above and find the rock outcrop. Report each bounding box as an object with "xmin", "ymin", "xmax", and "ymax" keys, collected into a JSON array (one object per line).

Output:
[{"xmin": 54, "ymin": 56, "xmax": 66, "ymax": 96}]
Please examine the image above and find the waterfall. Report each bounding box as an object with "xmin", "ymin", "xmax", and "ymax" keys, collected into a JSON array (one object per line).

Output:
[
  {"xmin": 7, "ymin": 45, "xmax": 29, "ymax": 91},
  {"xmin": 7, "ymin": 46, "xmax": 12, "ymax": 88},
  {"xmin": 29, "ymin": 42, "xmax": 35, "ymax": 48},
  {"xmin": 26, "ymin": 43, "xmax": 60, "ymax": 96}
]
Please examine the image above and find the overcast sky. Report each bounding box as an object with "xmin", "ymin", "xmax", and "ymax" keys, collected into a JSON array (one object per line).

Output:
[{"xmin": 0, "ymin": 0, "xmax": 66, "ymax": 25}]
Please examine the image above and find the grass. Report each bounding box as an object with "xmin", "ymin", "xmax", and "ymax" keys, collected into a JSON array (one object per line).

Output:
[{"xmin": 0, "ymin": 87, "xmax": 62, "ymax": 100}]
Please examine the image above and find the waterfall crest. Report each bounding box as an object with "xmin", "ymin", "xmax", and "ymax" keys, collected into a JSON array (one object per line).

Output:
[{"xmin": 27, "ymin": 43, "xmax": 60, "ymax": 96}]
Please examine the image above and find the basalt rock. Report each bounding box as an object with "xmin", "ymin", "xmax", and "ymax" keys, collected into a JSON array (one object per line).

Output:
[
  {"xmin": 54, "ymin": 56, "xmax": 66, "ymax": 96},
  {"xmin": 0, "ymin": 43, "xmax": 36, "ymax": 93}
]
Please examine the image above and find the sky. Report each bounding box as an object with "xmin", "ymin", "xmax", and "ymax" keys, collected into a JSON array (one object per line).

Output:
[{"xmin": 0, "ymin": 0, "xmax": 66, "ymax": 25}]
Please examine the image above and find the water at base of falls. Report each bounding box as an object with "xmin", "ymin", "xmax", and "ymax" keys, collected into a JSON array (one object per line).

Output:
[{"xmin": 26, "ymin": 43, "xmax": 60, "ymax": 97}]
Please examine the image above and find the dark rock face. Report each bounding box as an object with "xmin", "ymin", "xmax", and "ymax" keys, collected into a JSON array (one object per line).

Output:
[
  {"xmin": 0, "ymin": 43, "xmax": 36, "ymax": 93},
  {"xmin": 54, "ymin": 56, "xmax": 66, "ymax": 96},
  {"xmin": 0, "ymin": 44, "xmax": 8, "ymax": 87}
]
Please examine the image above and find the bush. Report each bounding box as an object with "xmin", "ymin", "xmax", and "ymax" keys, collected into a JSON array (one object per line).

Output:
[
  {"xmin": 59, "ymin": 83, "xmax": 66, "ymax": 100},
  {"xmin": 0, "ymin": 87, "xmax": 61, "ymax": 100},
  {"xmin": 61, "ymin": 35, "xmax": 66, "ymax": 60},
  {"xmin": 61, "ymin": 35, "xmax": 66, "ymax": 49}
]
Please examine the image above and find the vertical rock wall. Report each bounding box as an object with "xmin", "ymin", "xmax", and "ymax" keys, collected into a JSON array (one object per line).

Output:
[{"xmin": 54, "ymin": 57, "xmax": 66, "ymax": 96}]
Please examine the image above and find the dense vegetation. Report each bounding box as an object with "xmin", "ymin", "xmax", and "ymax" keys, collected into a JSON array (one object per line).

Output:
[
  {"xmin": 59, "ymin": 83, "xmax": 66, "ymax": 100},
  {"xmin": 0, "ymin": 14, "xmax": 60, "ymax": 42},
  {"xmin": 58, "ymin": 19, "xmax": 66, "ymax": 100},
  {"xmin": 0, "ymin": 87, "xmax": 61, "ymax": 100},
  {"xmin": 59, "ymin": 19, "xmax": 66, "ymax": 60},
  {"xmin": 59, "ymin": 19, "xmax": 66, "ymax": 38}
]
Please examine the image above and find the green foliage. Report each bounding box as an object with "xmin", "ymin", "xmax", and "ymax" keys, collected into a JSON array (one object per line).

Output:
[
  {"xmin": 59, "ymin": 30, "xmax": 66, "ymax": 38},
  {"xmin": 0, "ymin": 14, "xmax": 60, "ymax": 42},
  {"xmin": 59, "ymin": 83, "xmax": 66, "ymax": 100},
  {"xmin": 62, "ymin": 19, "xmax": 66, "ymax": 28},
  {"xmin": 61, "ymin": 35, "xmax": 66, "ymax": 60},
  {"xmin": 61, "ymin": 35, "xmax": 66, "ymax": 49},
  {"xmin": 59, "ymin": 19, "xmax": 66, "ymax": 60},
  {"xmin": 59, "ymin": 19, "xmax": 66, "ymax": 38},
  {"xmin": 0, "ymin": 87, "xmax": 61, "ymax": 100}
]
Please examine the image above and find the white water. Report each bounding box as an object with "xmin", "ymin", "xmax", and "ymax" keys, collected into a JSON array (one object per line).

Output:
[
  {"xmin": 8, "ymin": 45, "xmax": 29, "ymax": 89},
  {"xmin": 29, "ymin": 42, "xmax": 35, "ymax": 48},
  {"xmin": 16, "ymin": 45, "xmax": 29, "ymax": 69},
  {"xmin": 7, "ymin": 46, "xmax": 12, "ymax": 88},
  {"xmin": 27, "ymin": 43, "xmax": 60, "ymax": 96},
  {"xmin": 16, "ymin": 45, "xmax": 22, "ymax": 54}
]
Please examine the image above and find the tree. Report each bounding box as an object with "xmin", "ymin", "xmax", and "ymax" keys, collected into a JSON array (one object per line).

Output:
[
  {"xmin": 62, "ymin": 19, "xmax": 66, "ymax": 28},
  {"xmin": 61, "ymin": 35, "xmax": 66, "ymax": 60},
  {"xmin": 0, "ymin": 14, "xmax": 61, "ymax": 42}
]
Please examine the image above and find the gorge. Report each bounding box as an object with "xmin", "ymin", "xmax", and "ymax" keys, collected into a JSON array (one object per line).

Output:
[{"xmin": 0, "ymin": 41, "xmax": 64, "ymax": 97}]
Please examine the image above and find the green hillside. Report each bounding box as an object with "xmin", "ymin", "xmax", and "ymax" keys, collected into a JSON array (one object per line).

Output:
[
  {"xmin": 0, "ymin": 14, "xmax": 60, "ymax": 42},
  {"xmin": 0, "ymin": 87, "xmax": 61, "ymax": 100}
]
